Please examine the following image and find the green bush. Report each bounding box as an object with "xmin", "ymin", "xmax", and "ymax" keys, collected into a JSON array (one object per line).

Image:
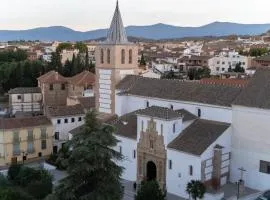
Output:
[{"xmin": 7, "ymin": 164, "xmax": 22, "ymax": 181}]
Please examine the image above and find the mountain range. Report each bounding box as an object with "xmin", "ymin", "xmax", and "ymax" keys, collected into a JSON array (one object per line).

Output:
[{"xmin": 0, "ymin": 22, "xmax": 270, "ymax": 41}]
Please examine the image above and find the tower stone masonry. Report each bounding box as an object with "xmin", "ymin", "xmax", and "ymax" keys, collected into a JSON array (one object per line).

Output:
[{"xmin": 95, "ymin": 1, "xmax": 138, "ymax": 114}]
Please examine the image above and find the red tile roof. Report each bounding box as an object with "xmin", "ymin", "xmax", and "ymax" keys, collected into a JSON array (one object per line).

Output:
[
  {"xmin": 200, "ymin": 78, "xmax": 248, "ymax": 88},
  {"xmin": 0, "ymin": 116, "xmax": 52, "ymax": 130},
  {"xmin": 38, "ymin": 71, "xmax": 67, "ymax": 84},
  {"xmin": 67, "ymin": 71, "xmax": 95, "ymax": 87}
]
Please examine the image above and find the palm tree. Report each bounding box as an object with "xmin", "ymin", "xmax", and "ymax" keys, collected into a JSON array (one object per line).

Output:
[{"xmin": 186, "ymin": 180, "xmax": 206, "ymax": 200}]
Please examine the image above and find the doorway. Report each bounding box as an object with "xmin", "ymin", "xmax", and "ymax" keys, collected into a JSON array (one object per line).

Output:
[{"xmin": 146, "ymin": 161, "xmax": 157, "ymax": 181}]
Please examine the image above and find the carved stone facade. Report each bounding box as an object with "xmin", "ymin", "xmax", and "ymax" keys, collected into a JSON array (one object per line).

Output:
[{"xmin": 137, "ymin": 118, "xmax": 167, "ymax": 189}]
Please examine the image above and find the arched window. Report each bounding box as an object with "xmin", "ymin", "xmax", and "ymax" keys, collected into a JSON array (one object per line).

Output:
[
  {"xmin": 121, "ymin": 49, "xmax": 125, "ymax": 64},
  {"xmin": 129, "ymin": 49, "xmax": 132, "ymax": 64},
  {"xmin": 107, "ymin": 49, "xmax": 110, "ymax": 64},
  {"xmin": 100, "ymin": 49, "xmax": 104, "ymax": 64}
]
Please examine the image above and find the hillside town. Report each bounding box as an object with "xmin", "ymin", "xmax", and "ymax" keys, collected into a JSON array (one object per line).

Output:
[{"xmin": 0, "ymin": 1, "xmax": 270, "ymax": 200}]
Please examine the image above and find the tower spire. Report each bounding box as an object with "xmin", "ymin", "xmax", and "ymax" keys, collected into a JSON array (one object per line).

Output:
[{"xmin": 106, "ymin": 0, "xmax": 128, "ymax": 44}]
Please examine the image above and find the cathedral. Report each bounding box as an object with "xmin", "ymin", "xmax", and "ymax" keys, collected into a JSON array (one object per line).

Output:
[{"xmin": 95, "ymin": 2, "xmax": 270, "ymax": 198}]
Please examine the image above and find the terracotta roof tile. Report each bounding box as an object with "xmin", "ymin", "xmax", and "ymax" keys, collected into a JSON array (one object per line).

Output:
[
  {"xmin": 67, "ymin": 71, "xmax": 95, "ymax": 87},
  {"xmin": 47, "ymin": 104, "xmax": 85, "ymax": 117},
  {"xmin": 38, "ymin": 71, "xmax": 67, "ymax": 84},
  {"xmin": 8, "ymin": 87, "xmax": 41, "ymax": 94},
  {"xmin": 0, "ymin": 116, "xmax": 52, "ymax": 130}
]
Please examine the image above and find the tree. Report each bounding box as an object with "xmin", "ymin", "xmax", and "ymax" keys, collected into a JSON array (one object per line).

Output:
[
  {"xmin": 140, "ymin": 54, "xmax": 146, "ymax": 66},
  {"xmin": 53, "ymin": 111, "xmax": 124, "ymax": 200},
  {"xmin": 85, "ymin": 51, "xmax": 90, "ymax": 70},
  {"xmin": 55, "ymin": 144, "xmax": 71, "ymax": 170},
  {"xmin": 186, "ymin": 180, "xmax": 206, "ymax": 200},
  {"xmin": 2, "ymin": 165, "xmax": 53, "ymax": 199},
  {"xmin": 234, "ymin": 62, "xmax": 245, "ymax": 73},
  {"xmin": 188, "ymin": 68, "xmax": 199, "ymax": 80},
  {"xmin": 74, "ymin": 42, "xmax": 88, "ymax": 53},
  {"xmin": 135, "ymin": 181, "xmax": 165, "ymax": 200}
]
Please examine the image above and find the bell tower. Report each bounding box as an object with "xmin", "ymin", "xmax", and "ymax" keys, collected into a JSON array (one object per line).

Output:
[{"xmin": 95, "ymin": 1, "xmax": 138, "ymax": 114}]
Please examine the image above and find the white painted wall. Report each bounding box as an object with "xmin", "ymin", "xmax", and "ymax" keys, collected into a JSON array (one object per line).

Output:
[
  {"xmin": 10, "ymin": 93, "xmax": 42, "ymax": 114},
  {"xmin": 209, "ymin": 54, "xmax": 249, "ymax": 75},
  {"xmin": 116, "ymin": 94, "xmax": 232, "ymax": 123},
  {"xmin": 136, "ymin": 116, "xmax": 183, "ymax": 146},
  {"xmin": 114, "ymin": 135, "xmax": 137, "ymax": 181},
  {"xmin": 50, "ymin": 115, "xmax": 85, "ymax": 142},
  {"xmin": 230, "ymin": 105, "xmax": 270, "ymax": 191},
  {"xmin": 167, "ymin": 149, "xmax": 201, "ymax": 198}
]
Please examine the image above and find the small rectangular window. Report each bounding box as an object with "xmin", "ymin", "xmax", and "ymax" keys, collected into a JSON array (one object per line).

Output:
[
  {"xmin": 64, "ymin": 119, "xmax": 68, "ymax": 123},
  {"xmin": 49, "ymin": 84, "xmax": 53, "ymax": 90},
  {"xmin": 41, "ymin": 140, "xmax": 47, "ymax": 150},
  {"xmin": 17, "ymin": 95, "xmax": 22, "ymax": 100},
  {"xmin": 161, "ymin": 124, "xmax": 163, "ymax": 135},
  {"xmin": 61, "ymin": 84, "xmax": 65, "ymax": 90},
  {"xmin": 54, "ymin": 132, "xmax": 59, "ymax": 140},
  {"xmin": 78, "ymin": 117, "xmax": 82, "ymax": 122},
  {"xmin": 133, "ymin": 150, "xmax": 136, "ymax": 159},
  {"xmin": 57, "ymin": 119, "xmax": 61, "ymax": 124},
  {"xmin": 189, "ymin": 165, "xmax": 193, "ymax": 176},
  {"xmin": 260, "ymin": 160, "xmax": 270, "ymax": 174},
  {"xmin": 146, "ymin": 101, "xmax": 149, "ymax": 108},
  {"xmin": 71, "ymin": 118, "xmax": 75, "ymax": 123},
  {"xmin": 119, "ymin": 146, "xmax": 122, "ymax": 154},
  {"xmin": 169, "ymin": 160, "xmax": 172, "ymax": 170},
  {"xmin": 173, "ymin": 123, "xmax": 176, "ymax": 133}
]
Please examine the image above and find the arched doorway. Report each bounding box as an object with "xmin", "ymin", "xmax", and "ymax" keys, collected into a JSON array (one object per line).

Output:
[{"xmin": 146, "ymin": 161, "xmax": 157, "ymax": 181}]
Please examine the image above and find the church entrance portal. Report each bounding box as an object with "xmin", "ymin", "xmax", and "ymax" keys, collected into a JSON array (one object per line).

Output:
[{"xmin": 147, "ymin": 161, "xmax": 157, "ymax": 181}]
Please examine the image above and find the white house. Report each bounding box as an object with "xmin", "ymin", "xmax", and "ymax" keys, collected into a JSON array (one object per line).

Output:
[
  {"xmin": 208, "ymin": 52, "xmax": 250, "ymax": 75},
  {"xmin": 8, "ymin": 87, "xmax": 42, "ymax": 115},
  {"xmin": 46, "ymin": 104, "xmax": 85, "ymax": 153}
]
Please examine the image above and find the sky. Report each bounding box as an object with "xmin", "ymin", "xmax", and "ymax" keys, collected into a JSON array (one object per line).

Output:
[{"xmin": 1, "ymin": 0, "xmax": 270, "ymax": 31}]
